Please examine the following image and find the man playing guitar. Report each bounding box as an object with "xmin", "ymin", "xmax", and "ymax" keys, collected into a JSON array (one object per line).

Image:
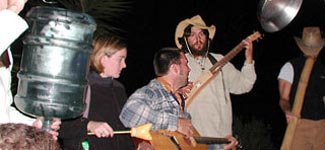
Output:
[{"xmin": 119, "ymin": 47, "xmax": 238, "ymax": 150}]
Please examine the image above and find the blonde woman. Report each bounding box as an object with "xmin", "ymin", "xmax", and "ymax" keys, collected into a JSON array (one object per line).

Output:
[{"xmin": 59, "ymin": 35, "xmax": 134, "ymax": 150}]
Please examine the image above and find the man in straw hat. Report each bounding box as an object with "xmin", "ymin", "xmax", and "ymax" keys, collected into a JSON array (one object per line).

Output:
[
  {"xmin": 175, "ymin": 15, "xmax": 256, "ymax": 149},
  {"xmin": 278, "ymin": 26, "xmax": 325, "ymax": 150}
]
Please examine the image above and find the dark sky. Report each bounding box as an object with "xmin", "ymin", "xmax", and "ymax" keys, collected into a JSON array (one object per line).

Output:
[
  {"xmin": 121, "ymin": 0, "xmax": 325, "ymax": 93},
  {"xmin": 117, "ymin": 0, "xmax": 325, "ymax": 148}
]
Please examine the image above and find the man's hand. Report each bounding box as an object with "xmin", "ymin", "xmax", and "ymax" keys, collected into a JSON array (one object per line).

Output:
[
  {"xmin": 242, "ymin": 37, "xmax": 253, "ymax": 64},
  {"xmin": 284, "ymin": 111, "xmax": 297, "ymax": 123},
  {"xmin": 87, "ymin": 121, "xmax": 114, "ymax": 138},
  {"xmin": 177, "ymin": 118, "xmax": 193, "ymax": 138},
  {"xmin": 178, "ymin": 82, "xmax": 193, "ymax": 99},
  {"xmin": 223, "ymin": 135, "xmax": 239, "ymax": 150},
  {"xmin": 0, "ymin": 0, "xmax": 8, "ymax": 10},
  {"xmin": 33, "ymin": 117, "xmax": 61, "ymax": 140},
  {"xmin": 0, "ymin": 0, "xmax": 28, "ymax": 14}
]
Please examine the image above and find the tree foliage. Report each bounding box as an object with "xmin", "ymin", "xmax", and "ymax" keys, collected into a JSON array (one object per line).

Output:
[
  {"xmin": 233, "ymin": 116, "xmax": 276, "ymax": 150},
  {"xmin": 26, "ymin": 0, "xmax": 134, "ymax": 38}
]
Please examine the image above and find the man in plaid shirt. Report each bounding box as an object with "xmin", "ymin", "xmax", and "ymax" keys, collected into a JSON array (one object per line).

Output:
[
  {"xmin": 120, "ymin": 47, "xmax": 193, "ymax": 137},
  {"xmin": 119, "ymin": 47, "xmax": 238, "ymax": 150}
]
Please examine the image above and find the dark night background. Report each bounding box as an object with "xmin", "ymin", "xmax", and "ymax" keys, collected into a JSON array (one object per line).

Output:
[{"xmin": 11, "ymin": 0, "xmax": 325, "ymax": 149}]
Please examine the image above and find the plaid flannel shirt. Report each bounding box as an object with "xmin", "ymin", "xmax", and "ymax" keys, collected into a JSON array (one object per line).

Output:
[{"xmin": 119, "ymin": 79, "xmax": 191, "ymax": 131}]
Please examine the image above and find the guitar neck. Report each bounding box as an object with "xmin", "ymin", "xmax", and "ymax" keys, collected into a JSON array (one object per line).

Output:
[
  {"xmin": 209, "ymin": 42, "xmax": 244, "ymax": 72},
  {"xmin": 194, "ymin": 136, "xmax": 243, "ymax": 150},
  {"xmin": 194, "ymin": 136, "xmax": 230, "ymax": 145},
  {"xmin": 209, "ymin": 31, "xmax": 261, "ymax": 72},
  {"xmin": 185, "ymin": 31, "xmax": 261, "ymax": 108}
]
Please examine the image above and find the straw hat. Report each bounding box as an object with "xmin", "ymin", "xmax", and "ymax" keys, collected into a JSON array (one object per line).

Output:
[
  {"xmin": 294, "ymin": 27, "xmax": 325, "ymax": 56},
  {"xmin": 174, "ymin": 15, "xmax": 216, "ymax": 49}
]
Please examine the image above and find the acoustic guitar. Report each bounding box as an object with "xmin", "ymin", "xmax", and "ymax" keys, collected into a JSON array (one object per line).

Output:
[
  {"xmin": 133, "ymin": 129, "xmax": 242, "ymax": 150},
  {"xmin": 185, "ymin": 31, "xmax": 262, "ymax": 108}
]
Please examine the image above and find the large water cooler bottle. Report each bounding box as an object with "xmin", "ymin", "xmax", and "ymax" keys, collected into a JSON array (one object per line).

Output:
[{"xmin": 14, "ymin": 6, "xmax": 96, "ymax": 130}]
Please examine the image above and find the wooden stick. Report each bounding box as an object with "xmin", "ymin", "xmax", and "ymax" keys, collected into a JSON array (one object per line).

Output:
[
  {"xmin": 87, "ymin": 123, "xmax": 152, "ymax": 140},
  {"xmin": 88, "ymin": 130, "xmax": 130, "ymax": 135},
  {"xmin": 281, "ymin": 56, "xmax": 316, "ymax": 150}
]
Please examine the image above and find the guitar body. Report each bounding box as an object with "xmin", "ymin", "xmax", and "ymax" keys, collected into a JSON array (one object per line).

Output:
[
  {"xmin": 133, "ymin": 130, "xmax": 208, "ymax": 150},
  {"xmin": 150, "ymin": 131, "xmax": 208, "ymax": 150},
  {"xmin": 185, "ymin": 70, "xmax": 220, "ymax": 108}
]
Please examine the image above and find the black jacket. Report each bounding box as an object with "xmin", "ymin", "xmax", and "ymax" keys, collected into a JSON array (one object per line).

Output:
[{"xmin": 59, "ymin": 72, "xmax": 134, "ymax": 150}]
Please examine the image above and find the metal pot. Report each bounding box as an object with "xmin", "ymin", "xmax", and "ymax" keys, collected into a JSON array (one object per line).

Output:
[{"xmin": 257, "ymin": 0, "xmax": 303, "ymax": 32}]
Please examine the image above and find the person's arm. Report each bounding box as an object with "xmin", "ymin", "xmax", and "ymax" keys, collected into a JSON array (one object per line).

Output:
[
  {"xmin": 119, "ymin": 89, "xmax": 179, "ymax": 131},
  {"xmin": 279, "ymin": 79, "xmax": 292, "ymax": 113},
  {"xmin": 278, "ymin": 79, "xmax": 294, "ymax": 123},
  {"xmin": 33, "ymin": 117, "xmax": 61, "ymax": 140},
  {"xmin": 225, "ymin": 37, "xmax": 256, "ymax": 94},
  {"xmin": 243, "ymin": 36, "xmax": 253, "ymax": 64},
  {"xmin": 176, "ymin": 118, "xmax": 193, "ymax": 138},
  {"xmin": 236, "ymin": 41, "xmax": 257, "ymax": 92},
  {"xmin": 59, "ymin": 117, "xmax": 114, "ymax": 139},
  {"xmin": 0, "ymin": 0, "xmax": 28, "ymax": 54},
  {"xmin": 7, "ymin": 0, "xmax": 27, "ymax": 14},
  {"xmin": 0, "ymin": 10, "xmax": 28, "ymax": 55},
  {"xmin": 221, "ymin": 57, "xmax": 256, "ymax": 94},
  {"xmin": 87, "ymin": 120, "xmax": 114, "ymax": 138},
  {"xmin": 278, "ymin": 62, "xmax": 294, "ymax": 123}
]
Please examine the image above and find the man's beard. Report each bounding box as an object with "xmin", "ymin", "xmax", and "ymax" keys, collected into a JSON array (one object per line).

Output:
[{"xmin": 188, "ymin": 41, "xmax": 209, "ymax": 56}]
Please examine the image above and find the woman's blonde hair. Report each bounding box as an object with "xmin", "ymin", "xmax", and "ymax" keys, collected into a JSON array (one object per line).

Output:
[{"xmin": 90, "ymin": 35, "xmax": 127, "ymax": 73}]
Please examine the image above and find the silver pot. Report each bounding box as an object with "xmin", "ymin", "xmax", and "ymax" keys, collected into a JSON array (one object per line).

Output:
[
  {"xmin": 257, "ymin": 0, "xmax": 303, "ymax": 32},
  {"xmin": 14, "ymin": 6, "xmax": 96, "ymax": 121}
]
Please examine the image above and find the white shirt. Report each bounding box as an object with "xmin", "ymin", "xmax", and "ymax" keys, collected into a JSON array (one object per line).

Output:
[
  {"xmin": 278, "ymin": 62, "xmax": 294, "ymax": 83},
  {"xmin": 0, "ymin": 9, "xmax": 34, "ymax": 125}
]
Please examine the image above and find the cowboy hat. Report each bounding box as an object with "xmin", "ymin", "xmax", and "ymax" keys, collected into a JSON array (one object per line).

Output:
[
  {"xmin": 294, "ymin": 26, "xmax": 325, "ymax": 56},
  {"xmin": 174, "ymin": 15, "xmax": 216, "ymax": 49}
]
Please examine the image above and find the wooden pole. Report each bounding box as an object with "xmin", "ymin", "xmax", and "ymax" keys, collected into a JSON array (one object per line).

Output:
[
  {"xmin": 88, "ymin": 130, "xmax": 130, "ymax": 135},
  {"xmin": 281, "ymin": 56, "xmax": 316, "ymax": 150},
  {"xmin": 87, "ymin": 123, "xmax": 153, "ymax": 140}
]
